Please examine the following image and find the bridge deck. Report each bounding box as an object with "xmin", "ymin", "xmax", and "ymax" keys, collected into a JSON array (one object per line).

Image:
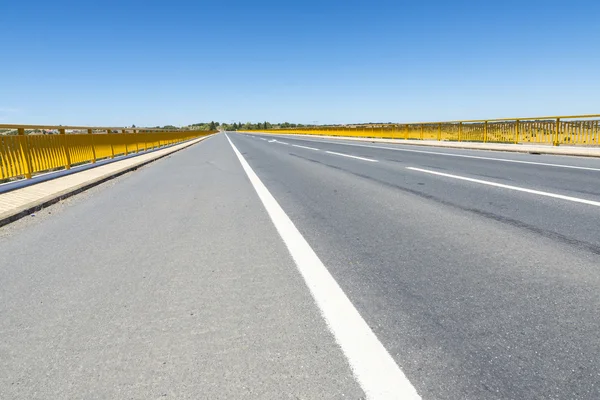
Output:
[{"xmin": 3, "ymin": 133, "xmax": 600, "ymax": 398}]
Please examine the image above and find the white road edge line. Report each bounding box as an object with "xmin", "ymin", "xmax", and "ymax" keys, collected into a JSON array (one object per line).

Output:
[
  {"xmin": 226, "ymin": 134, "xmax": 420, "ymax": 400},
  {"xmin": 325, "ymin": 150, "xmax": 378, "ymax": 162},
  {"xmin": 291, "ymin": 144, "xmax": 320, "ymax": 151},
  {"xmin": 407, "ymin": 167, "xmax": 600, "ymax": 207},
  {"xmin": 263, "ymin": 135, "xmax": 600, "ymax": 172}
]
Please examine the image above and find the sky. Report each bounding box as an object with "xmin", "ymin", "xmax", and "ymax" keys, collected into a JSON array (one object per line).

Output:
[{"xmin": 1, "ymin": 0, "xmax": 599, "ymax": 126}]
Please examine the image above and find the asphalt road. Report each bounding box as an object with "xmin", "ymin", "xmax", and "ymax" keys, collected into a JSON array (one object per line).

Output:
[{"xmin": 2, "ymin": 132, "xmax": 600, "ymax": 399}]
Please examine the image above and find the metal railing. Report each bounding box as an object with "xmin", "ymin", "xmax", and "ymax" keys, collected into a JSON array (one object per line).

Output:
[
  {"xmin": 249, "ymin": 114, "xmax": 600, "ymax": 147},
  {"xmin": 0, "ymin": 124, "xmax": 216, "ymax": 180}
]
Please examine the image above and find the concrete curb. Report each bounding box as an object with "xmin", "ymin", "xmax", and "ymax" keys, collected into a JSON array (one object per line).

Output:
[
  {"xmin": 264, "ymin": 133, "xmax": 600, "ymax": 158},
  {"xmin": 0, "ymin": 135, "xmax": 214, "ymax": 228}
]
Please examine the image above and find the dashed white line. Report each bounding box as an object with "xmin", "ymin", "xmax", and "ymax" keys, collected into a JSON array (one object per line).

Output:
[
  {"xmin": 267, "ymin": 135, "xmax": 600, "ymax": 172},
  {"xmin": 407, "ymin": 167, "xmax": 600, "ymax": 207},
  {"xmin": 326, "ymin": 151, "xmax": 378, "ymax": 162},
  {"xmin": 226, "ymin": 134, "xmax": 420, "ymax": 400},
  {"xmin": 291, "ymin": 144, "xmax": 319, "ymax": 151}
]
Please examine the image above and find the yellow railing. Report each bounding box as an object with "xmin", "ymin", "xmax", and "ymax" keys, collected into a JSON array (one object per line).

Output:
[
  {"xmin": 248, "ymin": 114, "xmax": 600, "ymax": 147},
  {"xmin": 0, "ymin": 124, "xmax": 216, "ymax": 180}
]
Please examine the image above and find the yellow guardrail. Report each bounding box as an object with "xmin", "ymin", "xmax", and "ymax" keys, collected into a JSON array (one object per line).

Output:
[
  {"xmin": 247, "ymin": 114, "xmax": 600, "ymax": 147},
  {"xmin": 0, "ymin": 124, "xmax": 216, "ymax": 180}
]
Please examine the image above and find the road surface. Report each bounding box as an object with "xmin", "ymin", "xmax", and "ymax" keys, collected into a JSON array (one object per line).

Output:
[{"xmin": 2, "ymin": 132, "xmax": 600, "ymax": 399}]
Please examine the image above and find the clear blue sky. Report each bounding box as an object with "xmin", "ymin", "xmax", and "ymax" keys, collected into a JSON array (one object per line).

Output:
[{"xmin": 1, "ymin": 0, "xmax": 599, "ymax": 126}]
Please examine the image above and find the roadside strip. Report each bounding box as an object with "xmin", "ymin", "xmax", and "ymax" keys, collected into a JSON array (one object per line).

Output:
[{"xmin": 0, "ymin": 135, "xmax": 214, "ymax": 227}]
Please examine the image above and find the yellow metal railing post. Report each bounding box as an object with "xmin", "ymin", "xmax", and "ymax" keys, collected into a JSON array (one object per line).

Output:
[
  {"xmin": 60, "ymin": 128, "xmax": 72, "ymax": 170},
  {"xmin": 420, "ymin": 124, "xmax": 424, "ymax": 140},
  {"xmin": 88, "ymin": 129, "xmax": 96, "ymax": 163},
  {"xmin": 515, "ymin": 120, "xmax": 519, "ymax": 144},
  {"xmin": 107, "ymin": 129, "xmax": 115, "ymax": 158},
  {"xmin": 135, "ymin": 130, "xmax": 139, "ymax": 153},
  {"xmin": 484, "ymin": 121, "xmax": 488, "ymax": 143},
  {"xmin": 438, "ymin": 123, "xmax": 442, "ymax": 141},
  {"xmin": 405, "ymin": 124, "xmax": 409, "ymax": 140},
  {"xmin": 18, "ymin": 128, "xmax": 33, "ymax": 179},
  {"xmin": 122, "ymin": 129, "xmax": 128, "ymax": 156},
  {"xmin": 554, "ymin": 118, "xmax": 560, "ymax": 146},
  {"xmin": 458, "ymin": 122, "xmax": 463, "ymax": 142}
]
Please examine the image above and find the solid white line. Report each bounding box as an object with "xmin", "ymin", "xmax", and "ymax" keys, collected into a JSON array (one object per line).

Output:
[
  {"xmin": 266, "ymin": 135, "xmax": 600, "ymax": 172},
  {"xmin": 407, "ymin": 167, "xmax": 600, "ymax": 207},
  {"xmin": 278, "ymin": 141, "xmax": 289, "ymax": 145},
  {"xmin": 291, "ymin": 144, "xmax": 319, "ymax": 151},
  {"xmin": 325, "ymin": 151, "xmax": 378, "ymax": 162},
  {"xmin": 226, "ymin": 134, "xmax": 420, "ymax": 400}
]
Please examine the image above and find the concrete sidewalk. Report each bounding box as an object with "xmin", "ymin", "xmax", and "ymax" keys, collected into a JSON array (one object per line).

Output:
[
  {"xmin": 269, "ymin": 133, "xmax": 600, "ymax": 157},
  {"xmin": 0, "ymin": 135, "xmax": 213, "ymax": 227}
]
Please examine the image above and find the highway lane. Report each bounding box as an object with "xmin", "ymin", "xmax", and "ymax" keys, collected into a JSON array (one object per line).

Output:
[
  {"xmin": 0, "ymin": 135, "xmax": 363, "ymax": 399},
  {"xmin": 245, "ymin": 132, "xmax": 600, "ymax": 251},
  {"xmin": 2, "ymin": 132, "xmax": 600, "ymax": 399},
  {"xmin": 232, "ymin": 132, "xmax": 600, "ymax": 399}
]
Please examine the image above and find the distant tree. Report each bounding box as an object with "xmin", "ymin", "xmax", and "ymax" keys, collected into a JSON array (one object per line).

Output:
[{"xmin": 209, "ymin": 121, "xmax": 217, "ymax": 130}]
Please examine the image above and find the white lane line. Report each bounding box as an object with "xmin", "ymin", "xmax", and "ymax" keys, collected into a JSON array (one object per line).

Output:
[
  {"xmin": 268, "ymin": 139, "xmax": 277, "ymax": 143},
  {"xmin": 268, "ymin": 136, "xmax": 600, "ymax": 172},
  {"xmin": 278, "ymin": 141, "xmax": 290, "ymax": 145},
  {"xmin": 291, "ymin": 144, "xmax": 319, "ymax": 151},
  {"xmin": 226, "ymin": 135, "xmax": 420, "ymax": 400},
  {"xmin": 325, "ymin": 151, "xmax": 378, "ymax": 163},
  {"xmin": 407, "ymin": 167, "xmax": 600, "ymax": 207}
]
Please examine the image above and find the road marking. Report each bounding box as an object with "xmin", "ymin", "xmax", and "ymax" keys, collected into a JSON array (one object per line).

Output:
[
  {"xmin": 326, "ymin": 151, "xmax": 378, "ymax": 162},
  {"xmin": 268, "ymin": 139, "xmax": 276, "ymax": 143},
  {"xmin": 264, "ymin": 135, "xmax": 600, "ymax": 172},
  {"xmin": 407, "ymin": 167, "xmax": 600, "ymax": 207},
  {"xmin": 291, "ymin": 144, "xmax": 319, "ymax": 151},
  {"xmin": 278, "ymin": 141, "xmax": 289, "ymax": 145},
  {"xmin": 226, "ymin": 135, "xmax": 420, "ymax": 400}
]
